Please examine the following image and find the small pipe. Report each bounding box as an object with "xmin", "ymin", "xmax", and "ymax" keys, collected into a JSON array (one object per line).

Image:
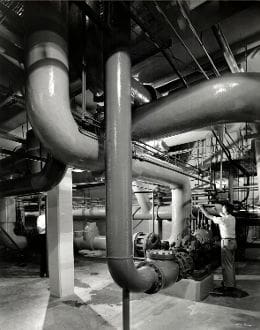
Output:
[
  {"xmin": 177, "ymin": 0, "xmax": 220, "ymax": 77},
  {"xmin": 212, "ymin": 24, "xmax": 240, "ymax": 74},
  {"xmin": 123, "ymin": 289, "xmax": 130, "ymax": 330},
  {"xmin": 126, "ymin": 4, "xmax": 188, "ymax": 89},
  {"xmin": 153, "ymin": 0, "xmax": 209, "ymax": 80},
  {"xmin": 0, "ymin": 128, "xmax": 25, "ymax": 144}
]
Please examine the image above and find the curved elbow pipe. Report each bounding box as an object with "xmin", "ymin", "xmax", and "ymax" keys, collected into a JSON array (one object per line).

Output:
[
  {"xmin": 0, "ymin": 156, "xmax": 66, "ymax": 197},
  {"xmin": 132, "ymin": 73, "xmax": 260, "ymax": 140},
  {"xmin": 25, "ymin": 2, "xmax": 103, "ymax": 171},
  {"xmin": 132, "ymin": 155, "xmax": 191, "ymax": 245}
]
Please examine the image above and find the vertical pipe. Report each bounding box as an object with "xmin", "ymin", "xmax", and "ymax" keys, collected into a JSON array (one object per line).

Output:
[
  {"xmin": 170, "ymin": 188, "xmax": 184, "ymax": 246},
  {"xmin": 123, "ymin": 288, "xmax": 130, "ymax": 330},
  {"xmin": 158, "ymin": 219, "xmax": 163, "ymax": 239},
  {"xmin": 106, "ymin": 50, "xmax": 132, "ymax": 265},
  {"xmin": 255, "ymin": 139, "xmax": 260, "ymax": 204},
  {"xmin": 152, "ymin": 191, "xmax": 155, "ymax": 232}
]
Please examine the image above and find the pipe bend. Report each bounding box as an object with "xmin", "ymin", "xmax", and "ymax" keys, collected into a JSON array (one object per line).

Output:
[
  {"xmin": 0, "ymin": 156, "xmax": 66, "ymax": 198},
  {"xmin": 107, "ymin": 258, "xmax": 159, "ymax": 293},
  {"xmin": 25, "ymin": 3, "xmax": 104, "ymax": 171}
]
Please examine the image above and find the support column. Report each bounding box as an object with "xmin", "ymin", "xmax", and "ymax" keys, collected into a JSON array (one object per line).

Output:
[{"xmin": 47, "ymin": 169, "xmax": 74, "ymax": 297}]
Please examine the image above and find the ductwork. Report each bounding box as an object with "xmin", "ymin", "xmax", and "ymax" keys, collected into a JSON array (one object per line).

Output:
[{"xmin": 132, "ymin": 73, "xmax": 260, "ymax": 140}]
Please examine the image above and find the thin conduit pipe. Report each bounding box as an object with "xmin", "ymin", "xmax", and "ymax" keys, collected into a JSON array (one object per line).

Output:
[
  {"xmin": 212, "ymin": 24, "xmax": 240, "ymax": 74},
  {"xmin": 153, "ymin": 0, "xmax": 209, "ymax": 80},
  {"xmin": 126, "ymin": 4, "xmax": 188, "ymax": 89},
  {"xmin": 177, "ymin": 0, "xmax": 220, "ymax": 77}
]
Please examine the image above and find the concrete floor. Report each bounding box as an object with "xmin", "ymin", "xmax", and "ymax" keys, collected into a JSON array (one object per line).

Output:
[{"xmin": 0, "ymin": 250, "xmax": 260, "ymax": 330}]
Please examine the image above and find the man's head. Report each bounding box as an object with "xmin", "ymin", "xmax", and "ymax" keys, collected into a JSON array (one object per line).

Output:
[{"xmin": 221, "ymin": 202, "xmax": 233, "ymax": 215}]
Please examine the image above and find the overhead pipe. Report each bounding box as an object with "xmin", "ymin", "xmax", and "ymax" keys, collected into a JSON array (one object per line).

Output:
[
  {"xmin": 133, "ymin": 73, "xmax": 260, "ymax": 141},
  {"xmin": 25, "ymin": 2, "xmax": 103, "ymax": 171},
  {"xmin": 25, "ymin": 2, "xmax": 154, "ymax": 172},
  {"xmin": 25, "ymin": 3, "xmax": 260, "ymax": 172},
  {"xmin": 212, "ymin": 24, "xmax": 240, "ymax": 74},
  {"xmin": 0, "ymin": 156, "xmax": 66, "ymax": 198},
  {"xmin": 176, "ymin": 0, "xmax": 220, "ymax": 78},
  {"xmin": 73, "ymin": 204, "xmax": 171, "ymax": 221}
]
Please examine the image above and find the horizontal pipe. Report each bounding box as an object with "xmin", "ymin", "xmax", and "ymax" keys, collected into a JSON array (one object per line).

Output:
[
  {"xmin": 73, "ymin": 205, "xmax": 171, "ymax": 221},
  {"xmin": 74, "ymin": 236, "xmax": 106, "ymax": 251},
  {"xmin": 132, "ymin": 73, "xmax": 260, "ymax": 140}
]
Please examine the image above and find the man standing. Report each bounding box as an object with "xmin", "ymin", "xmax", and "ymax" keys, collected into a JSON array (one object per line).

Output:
[
  {"xmin": 199, "ymin": 202, "xmax": 236, "ymax": 293},
  {"xmin": 37, "ymin": 212, "xmax": 48, "ymax": 277}
]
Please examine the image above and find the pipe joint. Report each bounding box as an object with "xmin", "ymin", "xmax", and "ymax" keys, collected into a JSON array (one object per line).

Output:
[{"xmin": 137, "ymin": 260, "xmax": 163, "ymax": 294}]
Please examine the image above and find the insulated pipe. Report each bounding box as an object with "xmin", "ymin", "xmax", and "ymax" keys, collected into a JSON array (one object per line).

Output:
[
  {"xmin": 73, "ymin": 205, "xmax": 171, "ymax": 220},
  {"xmin": 132, "ymin": 154, "xmax": 191, "ymax": 245},
  {"xmin": 25, "ymin": 2, "xmax": 152, "ymax": 173},
  {"xmin": 132, "ymin": 73, "xmax": 260, "ymax": 140},
  {"xmin": 132, "ymin": 181, "xmax": 151, "ymax": 214},
  {"xmin": 171, "ymin": 188, "xmax": 184, "ymax": 246},
  {"xmin": 105, "ymin": 50, "xmax": 158, "ymax": 292},
  {"xmin": 0, "ymin": 156, "xmax": 66, "ymax": 197},
  {"xmin": 72, "ymin": 204, "xmax": 171, "ymax": 221},
  {"xmin": 25, "ymin": 2, "xmax": 103, "ymax": 171}
]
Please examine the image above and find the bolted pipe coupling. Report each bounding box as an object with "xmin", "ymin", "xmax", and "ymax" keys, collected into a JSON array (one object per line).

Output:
[
  {"xmin": 137, "ymin": 249, "xmax": 180, "ymax": 294},
  {"xmin": 137, "ymin": 260, "xmax": 164, "ymax": 294}
]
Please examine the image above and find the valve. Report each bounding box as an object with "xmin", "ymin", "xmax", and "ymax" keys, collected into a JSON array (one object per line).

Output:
[{"xmin": 133, "ymin": 232, "xmax": 161, "ymax": 257}]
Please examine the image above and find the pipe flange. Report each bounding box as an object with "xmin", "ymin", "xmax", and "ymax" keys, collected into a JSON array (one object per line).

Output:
[
  {"xmin": 146, "ymin": 249, "xmax": 175, "ymax": 261},
  {"xmin": 137, "ymin": 261, "xmax": 163, "ymax": 294}
]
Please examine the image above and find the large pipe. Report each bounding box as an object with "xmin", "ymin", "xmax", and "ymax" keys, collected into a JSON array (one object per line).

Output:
[
  {"xmin": 25, "ymin": 2, "xmax": 103, "ymax": 171},
  {"xmin": 105, "ymin": 49, "xmax": 160, "ymax": 292},
  {"xmin": 133, "ymin": 155, "xmax": 191, "ymax": 245},
  {"xmin": 132, "ymin": 73, "xmax": 260, "ymax": 140},
  {"xmin": 0, "ymin": 156, "xmax": 66, "ymax": 198},
  {"xmin": 25, "ymin": 3, "xmax": 260, "ymax": 171},
  {"xmin": 73, "ymin": 204, "xmax": 172, "ymax": 221}
]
